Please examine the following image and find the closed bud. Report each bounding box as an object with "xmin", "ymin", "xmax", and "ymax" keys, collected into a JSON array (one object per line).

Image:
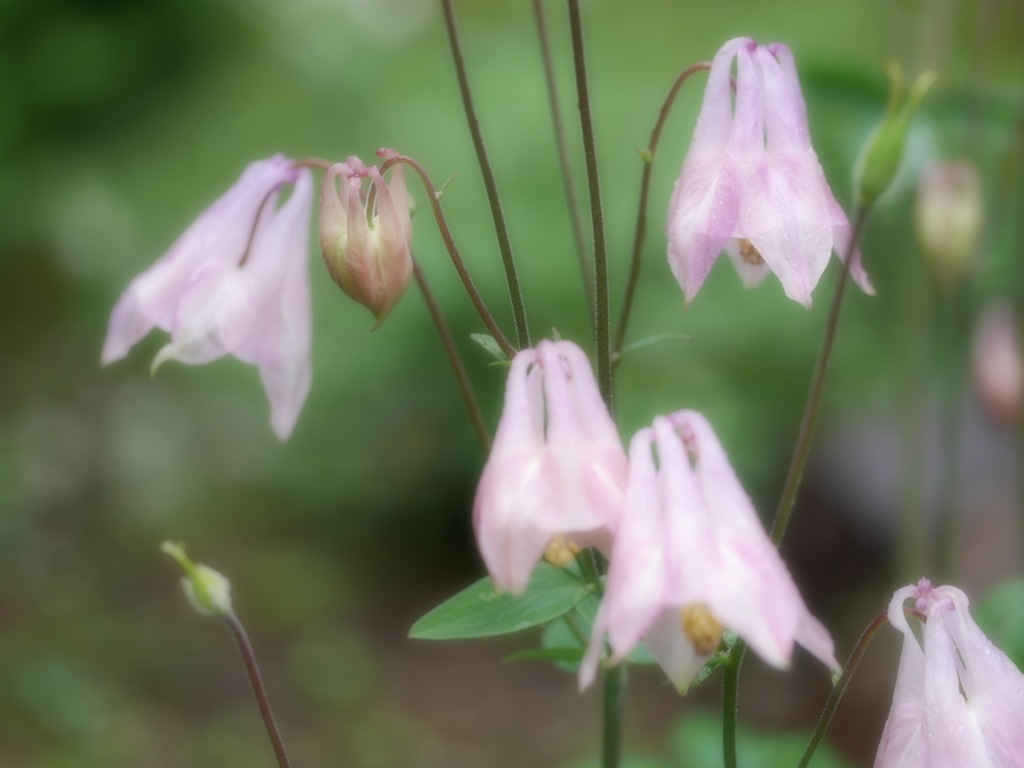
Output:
[
  {"xmin": 854, "ymin": 62, "xmax": 935, "ymax": 208},
  {"xmin": 319, "ymin": 152, "xmax": 413, "ymax": 328},
  {"xmin": 161, "ymin": 541, "xmax": 233, "ymax": 617},
  {"xmin": 972, "ymin": 302, "xmax": 1022, "ymax": 428},
  {"xmin": 915, "ymin": 160, "xmax": 983, "ymax": 293}
]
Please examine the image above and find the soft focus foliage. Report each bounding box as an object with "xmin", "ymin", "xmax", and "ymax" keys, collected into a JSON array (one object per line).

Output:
[{"xmin": 2, "ymin": 0, "xmax": 1024, "ymax": 766}]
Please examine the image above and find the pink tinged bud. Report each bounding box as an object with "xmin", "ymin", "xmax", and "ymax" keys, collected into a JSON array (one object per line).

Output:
[
  {"xmin": 101, "ymin": 156, "xmax": 313, "ymax": 440},
  {"xmin": 667, "ymin": 40, "xmax": 873, "ymax": 309},
  {"xmin": 580, "ymin": 411, "xmax": 837, "ymax": 693},
  {"xmin": 972, "ymin": 302, "xmax": 1023, "ymax": 428},
  {"xmin": 319, "ymin": 154, "xmax": 413, "ymax": 328},
  {"xmin": 874, "ymin": 580, "xmax": 1024, "ymax": 768},
  {"xmin": 472, "ymin": 340, "xmax": 628, "ymax": 596},
  {"xmin": 915, "ymin": 160, "xmax": 983, "ymax": 293}
]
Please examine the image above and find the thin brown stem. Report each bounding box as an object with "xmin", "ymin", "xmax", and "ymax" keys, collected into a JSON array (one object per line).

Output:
[
  {"xmin": 379, "ymin": 154, "xmax": 517, "ymax": 359},
  {"xmin": 795, "ymin": 607, "xmax": 925, "ymax": 768},
  {"xmin": 769, "ymin": 207, "xmax": 869, "ymax": 544},
  {"xmin": 412, "ymin": 257, "xmax": 491, "ymax": 452},
  {"xmin": 567, "ymin": 0, "xmax": 612, "ymax": 410},
  {"xmin": 223, "ymin": 612, "xmax": 292, "ymax": 768},
  {"xmin": 614, "ymin": 61, "xmax": 711, "ymax": 352},
  {"xmin": 532, "ymin": 0, "xmax": 594, "ymax": 326},
  {"xmin": 440, "ymin": 0, "xmax": 530, "ymax": 348}
]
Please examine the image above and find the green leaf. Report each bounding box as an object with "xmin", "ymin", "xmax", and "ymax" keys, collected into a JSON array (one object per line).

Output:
[
  {"xmin": 976, "ymin": 576, "xmax": 1024, "ymax": 668},
  {"xmin": 690, "ymin": 630, "xmax": 739, "ymax": 688},
  {"xmin": 617, "ymin": 333, "xmax": 692, "ymax": 361},
  {"xmin": 409, "ymin": 563, "xmax": 592, "ymax": 640},
  {"xmin": 469, "ymin": 333, "xmax": 509, "ymax": 362},
  {"xmin": 503, "ymin": 646, "xmax": 585, "ymax": 664}
]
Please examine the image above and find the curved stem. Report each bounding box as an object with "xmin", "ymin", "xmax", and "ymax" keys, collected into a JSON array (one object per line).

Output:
[
  {"xmin": 223, "ymin": 612, "xmax": 293, "ymax": 768},
  {"xmin": 769, "ymin": 207, "xmax": 869, "ymax": 544},
  {"xmin": 613, "ymin": 62, "xmax": 711, "ymax": 353},
  {"xmin": 440, "ymin": 0, "xmax": 530, "ymax": 349},
  {"xmin": 379, "ymin": 154, "xmax": 517, "ymax": 359},
  {"xmin": 292, "ymin": 157, "xmax": 334, "ymax": 171},
  {"xmin": 601, "ymin": 664, "xmax": 624, "ymax": 768},
  {"xmin": 532, "ymin": 0, "xmax": 594, "ymax": 327},
  {"xmin": 567, "ymin": 0, "xmax": 612, "ymax": 410},
  {"xmin": 721, "ymin": 640, "xmax": 744, "ymax": 768},
  {"xmin": 796, "ymin": 607, "xmax": 926, "ymax": 768},
  {"xmin": 412, "ymin": 257, "xmax": 491, "ymax": 452}
]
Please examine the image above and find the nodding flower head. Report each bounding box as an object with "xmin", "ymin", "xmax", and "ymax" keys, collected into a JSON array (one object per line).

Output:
[
  {"xmin": 667, "ymin": 38, "xmax": 874, "ymax": 309},
  {"xmin": 580, "ymin": 410, "xmax": 837, "ymax": 693},
  {"xmin": 874, "ymin": 579, "xmax": 1024, "ymax": 768},
  {"xmin": 473, "ymin": 340, "xmax": 628, "ymax": 595},
  {"xmin": 319, "ymin": 151, "xmax": 413, "ymax": 328},
  {"xmin": 102, "ymin": 155, "xmax": 313, "ymax": 440}
]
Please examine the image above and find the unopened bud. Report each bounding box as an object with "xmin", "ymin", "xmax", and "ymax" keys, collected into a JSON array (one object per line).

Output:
[
  {"xmin": 319, "ymin": 152, "xmax": 413, "ymax": 328},
  {"xmin": 972, "ymin": 302, "xmax": 1022, "ymax": 428},
  {"xmin": 161, "ymin": 541, "xmax": 233, "ymax": 617},
  {"xmin": 854, "ymin": 62, "xmax": 935, "ymax": 208},
  {"xmin": 915, "ymin": 160, "xmax": 983, "ymax": 293}
]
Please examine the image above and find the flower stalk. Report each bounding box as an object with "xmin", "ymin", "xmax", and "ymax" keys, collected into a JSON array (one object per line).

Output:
[
  {"xmin": 614, "ymin": 61, "xmax": 711, "ymax": 353},
  {"xmin": 223, "ymin": 612, "xmax": 294, "ymax": 768},
  {"xmin": 440, "ymin": 0, "xmax": 531, "ymax": 349},
  {"xmin": 532, "ymin": 0, "xmax": 594, "ymax": 326},
  {"xmin": 769, "ymin": 207, "xmax": 868, "ymax": 545},
  {"xmin": 412, "ymin": 257, "xmax": 491, "ymax": 452},
  {"xmin": 567, "ymin": 0, "xmax": 613, "ymax": 410}
]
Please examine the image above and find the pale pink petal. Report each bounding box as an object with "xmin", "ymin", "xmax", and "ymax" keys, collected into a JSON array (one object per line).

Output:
[
  {"xmin": 737, "ymin": 47, "xmax": 833, "ymax": 309},
  {"xmin": 102, "ymin": 155, "xmax": 296, "ymax": 364},
  {"xmin": 643, "ymin": 609, "xmax": 709, "ymax": 694},
  {"xmin": 666, "ymin": 38, "xmax": 753, "ymax": 306},
  {"xmin": 723, "ymin": 238, "xmax": 771, "ymax": 289},
  {"xmin": 873, "ymin": 586, "xmax": 928, "ymax": 768}
]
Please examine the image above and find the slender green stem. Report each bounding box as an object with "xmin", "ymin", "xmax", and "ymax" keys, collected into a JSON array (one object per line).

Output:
[
  {"xmin": 567, "ymin": 0, "xmax": 612, "ymax": 409},
  {"xmin": 796, "ymin": 607, "xmax": 926, "ymax": 768},
  {"xmin": 223, "ymin": 612, "xmax": 293, "ymax": 768},
  {"xmin": 613, "ymin": 61, "xmax": 711, "ymax": 353},
  {"xmin": 379, "ymin": 154, "xmax": 516, "ymax": 359},
  {"xmin": 532, "ymin": 0, "xmax": 594, "ymax": 327},
  {"xmin": 769, "ymin": 207, "xmax": 869, "ymax": 544},
  {"xmin": 564, "ymin": 611, "xmax": 590, "ymax": 647},
  {"xmin": 937, "ymin": 287, "xmax": 967, "ymax": 582},
  {"xmin": 412, "ymin": 258, "xmax": 491, "ymax": 453},
  {"xmin": 721, "ymin": 640, "xmax": 744, "ymax": 768},
  {"xmin": 440, "ymin": 0, "xmax": 530, "ymax": 349},
  {"xmin": 601, "ymin": 664, "xmax": 624, "ymax": 768}
]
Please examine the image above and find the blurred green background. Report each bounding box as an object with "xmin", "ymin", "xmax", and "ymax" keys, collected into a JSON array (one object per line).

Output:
[{"xmin": 2, "ymin": 0, "xmax": 1023, "ymax": 766}]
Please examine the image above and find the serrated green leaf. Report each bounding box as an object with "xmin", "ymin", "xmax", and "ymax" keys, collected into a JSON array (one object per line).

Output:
[
  {"xmin": 409, "ymin": 563, "xmax": 592, "ymax": 640},
  {"xmin": 503, "ymin": 646, "xmax": 585, "ymax": 664},
  {"xmin": 469, "ymin": 333, "xmax": 509, "ymax": 362}
]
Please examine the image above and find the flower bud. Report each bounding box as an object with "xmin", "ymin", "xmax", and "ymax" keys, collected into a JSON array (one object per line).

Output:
[
  {"xmin": 972, "ymin": 302, "xmax": 1022, "ymax": 428},
  {"xmin": 319, "ymin": 153, "xmax": 413, "ymax": 328},
  {"xmin": 915, "ymin": 160, "xmax": 983, "ymax": 293},
  {"xmin": 854, "ymin": 62, "xmax": 935, "ymax": 208},
  {"xmin": 161, "ymin": 541, "xmax": 233, "ymax": 617}
]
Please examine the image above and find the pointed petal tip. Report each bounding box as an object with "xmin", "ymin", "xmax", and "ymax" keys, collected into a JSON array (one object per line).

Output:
[{"xmin": 149, "ymin": 343, "xmax": 176, "ymax": 379}]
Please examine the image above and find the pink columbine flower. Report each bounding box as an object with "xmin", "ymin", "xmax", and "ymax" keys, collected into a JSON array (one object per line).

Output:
[
  {"xmin": 473, "ymin": 340, "xmax": 628, "ymax": 595},
  {"xmin": 580, "ymin": 411, "xmax": 837, "ymax": 692},
  {"xmin": 667, "ymin": 38, "xmax": 874, "ymax": 309},
  {"xmin": 319, "ymin": 151, "xmax": 413, "ymax": 328},
  {"xmin": 874, "ymin": 579, "xmax": 1024, "ymax": 768},
  {"xmin": 102, "ymin": 155, "xmax": 313, "ymax": 440}
]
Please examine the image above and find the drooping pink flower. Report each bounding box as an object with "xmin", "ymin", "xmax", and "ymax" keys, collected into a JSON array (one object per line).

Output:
[
  {"xmin": 473, "ymin": 340, "xmax": 628, "ymax": 595},
  {"xmin": 102, "ymin": 155, "xmax": 313, "ymax": 440},
  {"xmin": 580, "ymin": 411, "xmax": 837, "ymax": 692},
  {"xmin": 874, "ymin": 579, "xmax": 1024, "ymax": 768},
  {"xmin": 667, "ymin": 38, "xmax": 874, "ymax": 309},
  {"xmin": 319, "ymin": 151, "xmax": 412, "ymax": 328},
  {"xmin": 973, "ymin": 302, "xmax": 1023, "ymax": 428}
]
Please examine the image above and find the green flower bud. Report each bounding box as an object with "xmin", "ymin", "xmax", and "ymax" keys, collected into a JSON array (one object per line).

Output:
[
  {"xmin": 161, "ymin": 541, "xmax": 233, "ymax": 617},
  {"xmin": 854, "ymin": 62, "xmax": 936, "ymax": 209}
]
